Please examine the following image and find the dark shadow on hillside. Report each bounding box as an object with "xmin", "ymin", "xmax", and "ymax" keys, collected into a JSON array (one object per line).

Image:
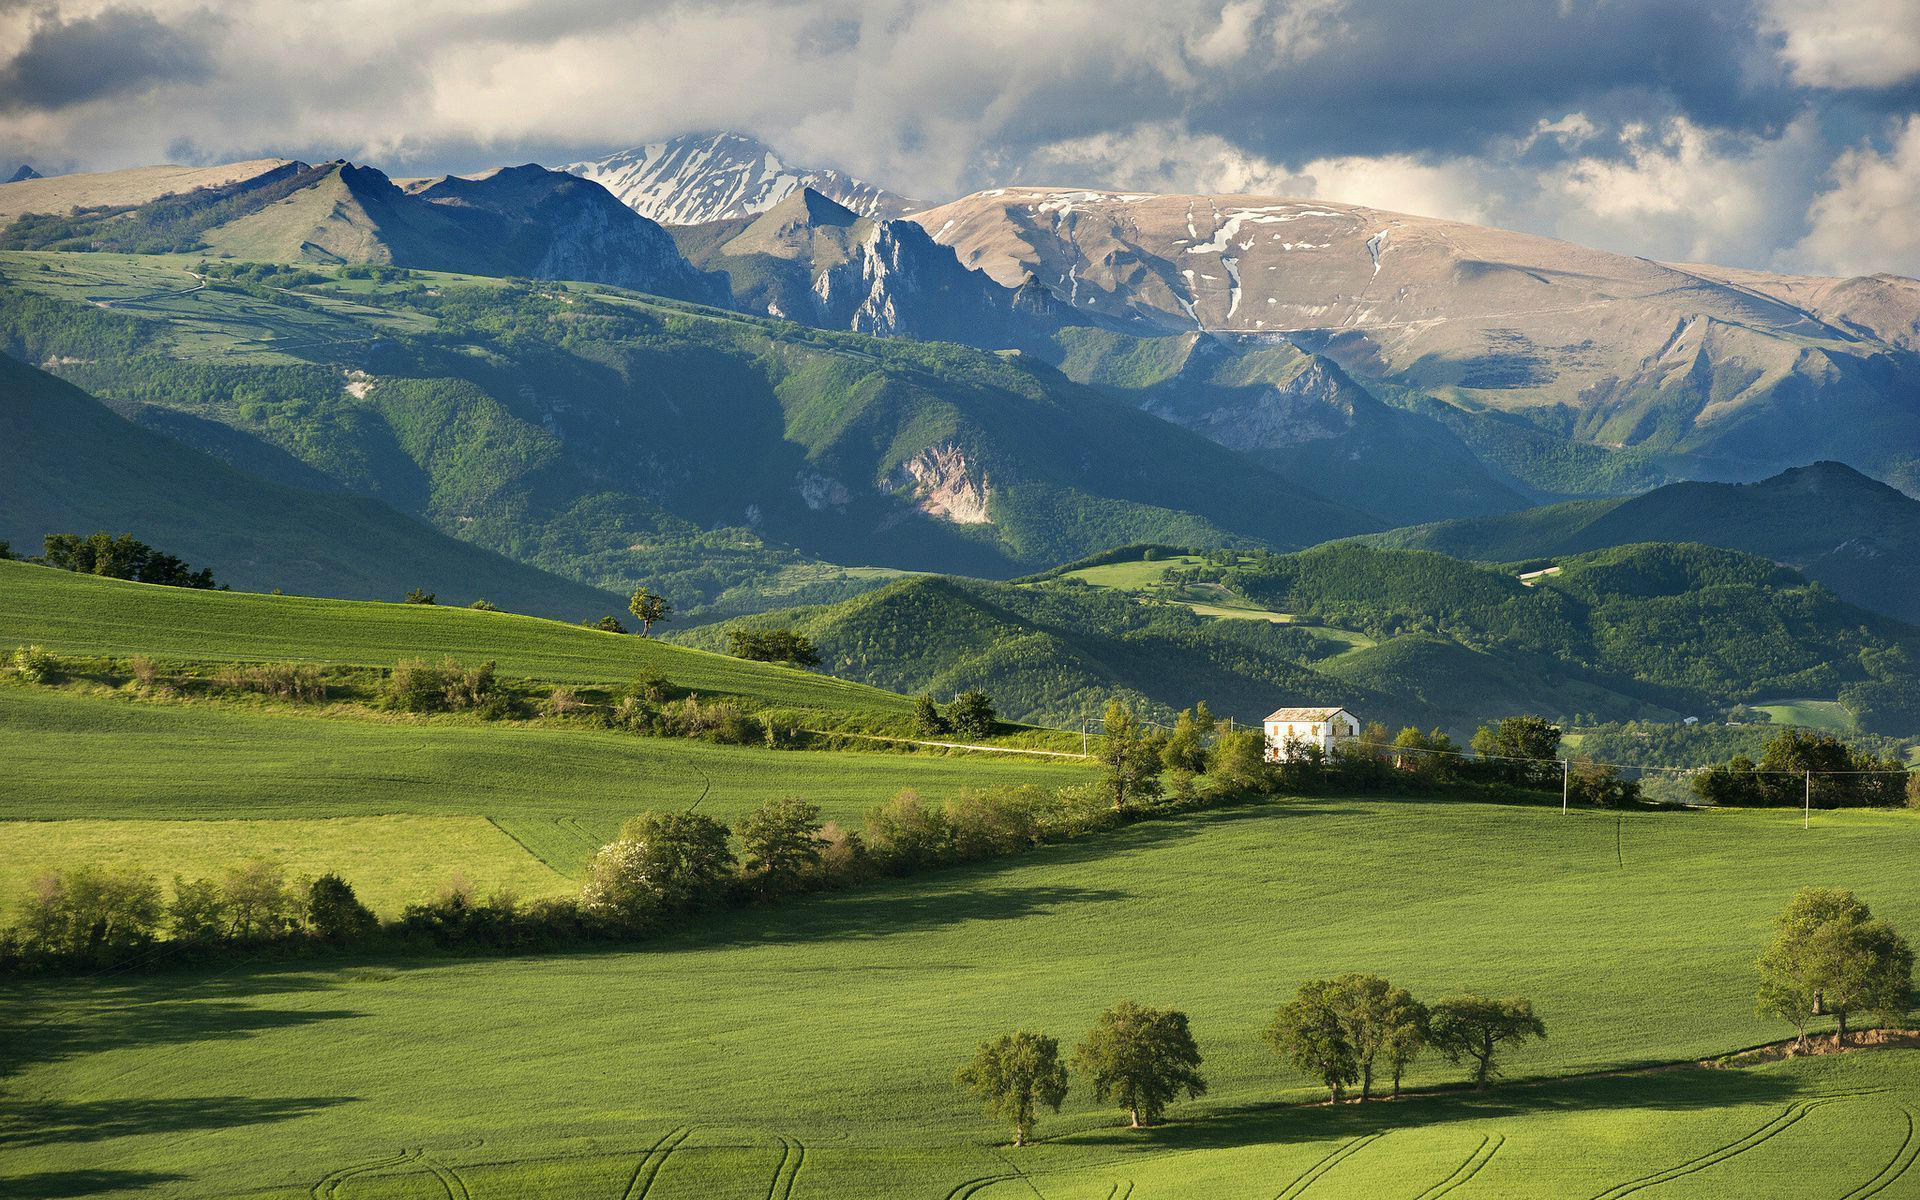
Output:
[
  {"xmin": 1, "ymin": 971, "xmax": 362, "ymax": 1080},
  {"xmin": 684, "ymin": 882, "xmax": 1132, "ymax": 948},
  {"xmin": 1059, "ymin": 1064, "xmax": 1802, "ymax": 1152},
  {"xmin": 0, "ymin": 1169, "xmax": 187, "ymax": 1198},
  {"xmin": 0, "ymin": 1093, "xmax": 348, "ymax": 1148}
]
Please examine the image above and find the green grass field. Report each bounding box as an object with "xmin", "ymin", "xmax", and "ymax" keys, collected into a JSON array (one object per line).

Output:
[
  {"xmin": 0, "ymin": 686, "xmax": 1086, "ymax": 879},
  {"xmin": 1752, "ymin": 698, "xmax": 1858, "ymax": 735},
  {"xmin": 5, "ymin": 798, "xmax": 1918, "ymax": 1199},
  {"xmin": 0, "ymin": 561, "xmax": 908, "ymax": 716}
]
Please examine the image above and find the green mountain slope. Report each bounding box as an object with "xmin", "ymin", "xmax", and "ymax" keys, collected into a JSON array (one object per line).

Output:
[
  {"xmin": 0, "ymin": 354, "xmax": 623, "ymax": 618},
  {"xmin": 685, "ymin": 542, "xmax": 1920, "ymax": 736},
  {"xmin": 0, "ymin": 252, "xmax": 1371, "ymax": 612},
  {"xmin": 1362, "ymin": 462, "xmax": 1920, "ymax": 625}
]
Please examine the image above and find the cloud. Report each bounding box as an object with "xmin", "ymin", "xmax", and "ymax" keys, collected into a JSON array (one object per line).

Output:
[
  {"xmin": 1760, "ymin": 0, "xmax": 1920, "ymax": 90},
  {"xmin": 0, "ymin": 0, "xmax": 1912, "ymax": 275},
  {"xmin": 1788, "ymin": 115, "xmax": 1920, "ymax": 275},
  {"xmin": 0, "ymin": 4, "xmax": 218, "ymax": 112}
]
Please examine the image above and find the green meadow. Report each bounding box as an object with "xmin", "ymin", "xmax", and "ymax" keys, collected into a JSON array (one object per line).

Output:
[{"xmin": 4, "ymin": 800, "xmax": 1919, "ymax": 1199}]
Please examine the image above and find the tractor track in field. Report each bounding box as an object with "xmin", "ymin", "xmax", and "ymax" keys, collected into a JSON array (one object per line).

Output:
[
  {"xmin": 765, "ymin": 1133, "xmax": 807, "ymax": 1200},
  {"xmin": 944, "ymin": 1172, "xmax": 1018, "ymax": 1199},
  {"xmin": 1274, "ymin": 1132, "xmax": 1383, "ymax": 1199},
  {"xmin": 311, "ymin": 1148, "xmax": 420, "ymax": 1198},
  {"xmin": 1589, "ymin": 1090, "xmax": 1886, "ymax": 1199},
  {"xmin": 1412, "ymin": 1134, "xmax": 1504, "ymax": 1199},
  {"xmin": 421, "ymin": 1153, "xmax": 473, "ymax": 1200},
  {"xmin": 620, "ymin": 1124, "xmax": 694, "ymax": 1200},
  {"xmin": 1840, "ymin": 1106, "xmax": 1920, "ymax": 1199},
  {"xmin": 1102, "ymin": 1181, "xmax": 1135, "ymax": 1200}
]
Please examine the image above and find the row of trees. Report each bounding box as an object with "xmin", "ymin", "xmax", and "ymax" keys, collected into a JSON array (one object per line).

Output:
[
  {"xmin": 23, "ymin": 532, "xmax": 218, "ymax": 589},
  {"xmin": 914, "ymin": 691, "xmax": 999, "ymax": 739},
  {"xmin": 1694, "ymin": 730, "xmax": 1913, "ymax": 809},
  {"xmin": 956, "ymin": 986, "xmax": 1545, "ymax": 1146}
]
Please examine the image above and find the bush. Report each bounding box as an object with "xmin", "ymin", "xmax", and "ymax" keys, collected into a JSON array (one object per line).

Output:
[
  {"xmin": 307, "ymin": 873, "xmax": 378, "ymax": 944},
  {"xmin": 543, "ymin": 686, "xmax": 584, "ymax": 717},
  {"xmin": 949, "ymin": 690, "xmax": 998, "ymax": 738},
  {"xmin": 661, "ymin": 694, "xmax": 761, "ymax": 744},
  {"xmin": 728, "ymin": 627, "xmax": 821, "ymax": 666},
  {"xmin": 865, "ymin": 790, "xmax": 953, "ymax": 870},
  {"xmin": 948, "ymin": 788, "xmax": 1042, "ymax": 859},
  {"xmin": 586, "ymin": 615, "xmax": 628, "ymax": 633},
  {"xmin": 580, "ymin": 839, "xmax": 664, "ymax": 927},
  {"xmin": 468, "ymin": 598, "xmax": 499, "ymax": 612},
  {"xmin": 912, "ymin": 694, "xmax": 949, "ymax": 736},
  {"xmin": 214, "ymin": 661, "xmax": 327, "ymax": 703},
  {"xmin": 383, "ymin": 658, "xmax": 509, "ymax": 717},
  {"xmin": 222, "ymin": 859, "xmax": 301, "ymax": 941},
  {"xmin": 128, "ymin": 654, "xmax": 160, "ymax": 688},
  {"xmin": 10, "ymin": 644, "xmax": 65, "ymax": 684},
  {"xmin": 168, "ymin": 875, "xmax": 228, "ymax": 944},
  {"xmin": 404, "ymin": 588, "xmax": 436, "ymax": 605}
]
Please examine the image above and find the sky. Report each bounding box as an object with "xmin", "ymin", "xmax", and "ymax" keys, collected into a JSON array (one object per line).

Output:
[{"xmin": 0, "ymin": 0, "xmax": 1916, "ymax": 276}]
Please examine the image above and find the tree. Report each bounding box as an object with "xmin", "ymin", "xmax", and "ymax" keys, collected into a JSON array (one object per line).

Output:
[
  {"xmin": 1161, "ymin": 702, "xmax": 1216, "ymax": 774},
  {"xmin": 615, "ymin": 811, "xmax": 737, "ymax": 908},
  {"xmin": 222, "ymin": 859, "xmax": 301, "ymax": 940},
  {"xmin": 955, "ymin": 1031, "xmax": 1069, "ymax": 1146},
  {"xmin": 948, "ymin": 690, "xmax": 997, "ymax": 738},
  {"xmin": 1380, "ymin": 992, "xmax": 1431, "ymax": 1099},
  {"xmin": 1209, "ymin": 729, "xmax": 1269, "ymax": 791},
  {"xmin": 1392, "ymin": 726, "xmax": 1457, "ymax": 780},
  {"xmin": 1072, "ymin": 1001, "xmax": 1207, "ymax": 1128},
  {"xmin": 404, "ymin": 588, "xmax": 436, "ymax": 605},
  {"xmin": 16, "ymin": 865, "xmax": 163, "ymax": 956},
  {"xmin": 728, "ymin": 627, "xmax": 821, "ymax": 666},
  {"xmin": 1331, "ymin": 973, "xmax": 1423, "ymax": 1101},
  {"xmin": 1567, "ymin": 758, "xmax": 1641, "ymax": 808},
  {"xmin": 1267, "ymin": 979, "xmax": 1357, "ymax": 1103},
  {"xmin": 1428, "ymin": 995, "xmax": 1545, "ymax": 1088},
  {"xmin": 586, "ymin": 614, "xmax": 628, "ymax": 634},
  {"xmin": 1470, "ymin": 716, "xmax": 1562, "ymax": 787},
  {"xmin": 628, "ymin": 587, "xmax": 672, "ymax": 637},
  {"xmin": 41, "ymin": 532, "xmax": 216, "ymax": 588},
  {"xmin": 1097, "ymin": 698, "xmax": 1164, "ymax": 811},
  {"xmin": 737, "ymin": 796, "xmax": 828, "ymax": 890},
  {"xmin": 468, "ymin": 598, "xmax": 499, "ymax": 612},
  {"xmin": 307, "ymin": 873, "xmax": 378, "ymax": 943},
  {"xmin": 912, "ymin": 694, "xmax": 949, "ymax": 737},
  {"xmin": 580, "ymin": 839, "xmax": 662, "ymax": 926},
  {"xmin": 1757, "ymin": 887, "xmax": 1913, "ymax": 1047}
]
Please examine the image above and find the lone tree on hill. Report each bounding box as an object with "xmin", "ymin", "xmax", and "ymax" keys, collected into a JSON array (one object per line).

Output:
[
  {"xmin": 737, "ymin": 796, "xmax": 828, "ymax": 890},
  {"xmin": 1072, "ymin": 1001, "xmax": 1207, "ymax": 1128},
  {"xmin": 1267, "ymin": 979, "xmax": 1357, "ymax": 1103},
  {"xmin": 1757, "ymin": 887, "xmax": 1912, "ymax": 1048},
  {"xmin": 1428, "ymin": 995, "xmax": 1545, "ymax": 1089},
  {"xmin": 947, "ymin": 690, "xmax": 997, "ymax": 738},
  {"xmin": 628, "ymin": 586, "xmax": 671, "ymax": 637},
  {"xmin": 1097, "ymin": 698, "xmax": 1164, "ymax": 811},
  {"xmin": 955, "ymin": 1031, "xmax": 1069, "ymax": 1146}
]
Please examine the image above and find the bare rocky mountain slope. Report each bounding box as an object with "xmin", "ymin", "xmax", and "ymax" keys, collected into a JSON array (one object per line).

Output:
[{"xmin": 914, "ymin": 187, "xmax": 1920, "ymax": 495}]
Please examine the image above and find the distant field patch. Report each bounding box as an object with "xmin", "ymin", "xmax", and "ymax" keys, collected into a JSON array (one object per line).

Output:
[
  {"xmin": 1753, "ymin": 698, "xmax": 1857, "ymax": 734},
  {"xmin": 1061, "ymin": 555, "xmax": 1204, "ymax": 590},
  {"xmin": 0, "ymin": 815, "xmax": 571, "ymax": 916}
]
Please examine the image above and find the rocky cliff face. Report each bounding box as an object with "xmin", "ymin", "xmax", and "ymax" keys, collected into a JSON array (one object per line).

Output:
[{"xmin": 564, "ymin": 131, "xmax": 915, "ymax": 225}]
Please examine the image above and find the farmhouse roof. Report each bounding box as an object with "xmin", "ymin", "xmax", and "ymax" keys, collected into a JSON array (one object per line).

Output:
[{"xmin": 1264, "ymin": 706, "xmax": 1350, "ymax": 722}]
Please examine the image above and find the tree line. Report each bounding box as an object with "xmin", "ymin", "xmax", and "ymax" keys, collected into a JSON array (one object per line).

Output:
[
  {"xmin": 955, "ymin": 983, "xmax": 1545, "ymax": 1146},
  {"xmin": 8, "ymin": 532, "xmax": 219, "ymax": 589}
]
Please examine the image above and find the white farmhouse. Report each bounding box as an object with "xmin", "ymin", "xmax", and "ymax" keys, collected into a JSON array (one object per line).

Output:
[{"xmin": 1263, "ymin": 706, "xmax": 1362, "ymax": 762}]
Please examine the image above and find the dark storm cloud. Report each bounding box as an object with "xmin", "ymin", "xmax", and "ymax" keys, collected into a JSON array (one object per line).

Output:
[{"xmin": 0, "ymin": 5, "xmax": 218, "ymax": 112}]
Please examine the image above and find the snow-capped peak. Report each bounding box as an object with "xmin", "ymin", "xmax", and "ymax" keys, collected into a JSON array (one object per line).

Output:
[{"xmin": 561, "ymin": 131, "xmax": 914, "ymax": 226}]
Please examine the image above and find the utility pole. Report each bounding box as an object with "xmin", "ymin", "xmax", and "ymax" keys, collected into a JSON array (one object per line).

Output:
[
  {"xmin": 1805, "ymin": 770, "xmax": 1811, "ymax": 830},
  {"xmin": 1562, "ymin": 759, "xmax": 1570, "ymax": 813}
]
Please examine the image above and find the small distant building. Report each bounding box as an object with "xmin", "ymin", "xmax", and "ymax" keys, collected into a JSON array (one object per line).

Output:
[{"xmin": 1264, "ymin": 706, "xmax": 1362, "ymax": 762}]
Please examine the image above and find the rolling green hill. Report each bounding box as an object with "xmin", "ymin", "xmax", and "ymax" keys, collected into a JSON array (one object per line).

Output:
[
  {"xmin": 0, "ymin": 354, "xmax": 622, "ymax": 618},
  {"xmin": 686, "ymin": 542, "xmax": 1920, "ymax": 736},
  {"xmin": 0, "ymin": 558, "xmax": 907, "ymax": 715},
  {"xmin": 0, "ymin": 252, "xmax": 1371, "ymax": 613},
  {"xmin": 1362, "ymin": 461, "xmax": 1920, "ymax": 625}
]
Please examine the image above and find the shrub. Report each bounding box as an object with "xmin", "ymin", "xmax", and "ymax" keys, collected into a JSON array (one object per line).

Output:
[
  {"xmin": 661, "ymin": 694, "xmax": 761, "ymax": 744},
  {"xmin": 128, "ymin": 654, "xmax": 159, "ymax": 688},
  {"xmin": 214, "ymin": 661, "xmax": 327, "ymax": 703},
  {"xmin": 307, "ymin": 873, "xmax": 378, "ymax": 944},
  {"xmin": 817, "ymin": 821, "xmax": 866, "ymax": 878},
  {"xmin": 10, "ymin": 644, "xmax": 65, "ymax": 684},
  {"xmin": 383, "ymin": 658, "xmax": 509, "ymax": 717},
  {"xmin": 629, "ymin": 671, "xmax": 671, "ymax": 703},
  {"xmin": 586, "ymin": 615, "xmax": 628, "ymax": 633},
  {"xmin": 169, "ymin": 875, "xmax": 229, "ymax": 944},
  {"xmin": 865, "ymin": 790, "xmax": 953, "ymax": 870},
  {"xmin": 608, "ymin": 694, "xmax": 662, "ymax": 734},
  {"xmin": 468, "ymin": 598, "xmax": 499, "ymax": 612},
  {"xmin": 543, "ymin": 686, "xmax": 584, "ymax": 717},
  {"xmin": 580, "ymin": 839, "xmax": 664, "ymax": 927},
  {"xmin": 404, "ymin": 588, "xmax": 436, "ymax": 605},
  {"xmin": 912, "ymin": 694, "xmax": 949, "ymax": 736},
  {"xmin": 949, "ymin": 690, "xmax": 997, "ymax": 738},
  {"xmin": 948, "ymin": 788, "xmax": 1041, "ymax": 860}
]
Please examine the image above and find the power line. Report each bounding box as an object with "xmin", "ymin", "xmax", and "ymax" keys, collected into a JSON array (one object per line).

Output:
[{"xmin": 1343, "ymin": 738, "xmax": 1915, "ymax": 779}]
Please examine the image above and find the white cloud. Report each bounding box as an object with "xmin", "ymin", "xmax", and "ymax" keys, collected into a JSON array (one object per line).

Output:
[
  {"xmin": 1761, "ymin": 0, "xmax": 1920, "ymax": 89},
  {"xmin": 1787, "ymin": 115, "xmax": 1920, "ymax": 276}
]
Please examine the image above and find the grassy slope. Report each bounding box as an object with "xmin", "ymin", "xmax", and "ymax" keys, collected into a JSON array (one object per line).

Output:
[
  {"xmin": 5, "ymin": 799, "xmax": 1918, "ymax": 1199},
  {"xmin": 0, "ymin": 559, "xmax": 905, "ymax": 714},
  {"xmin": 0, "ymin": 355, "xmax": 624, "ymax": 619}
]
